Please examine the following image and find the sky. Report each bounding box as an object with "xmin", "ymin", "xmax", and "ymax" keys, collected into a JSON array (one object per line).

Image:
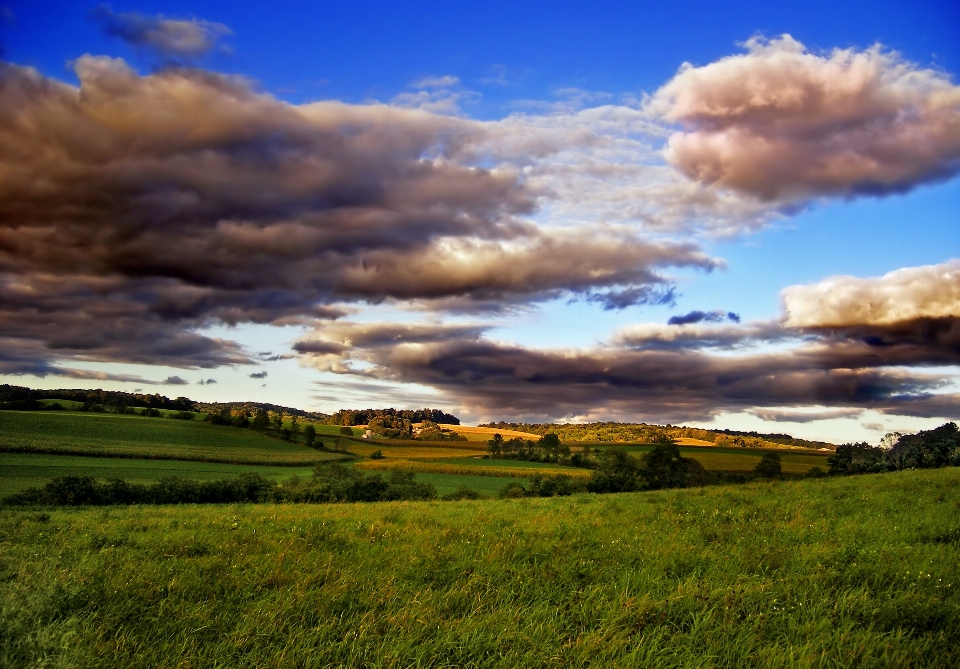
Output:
[{"xmin": 0, "ymin": 0, "xmax": 958, "ymax": 443}]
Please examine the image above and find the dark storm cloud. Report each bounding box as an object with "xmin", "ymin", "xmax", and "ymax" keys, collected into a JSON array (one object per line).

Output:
[
  {"xmin": 0, "ymin": 57, "xmax": 717, "ymax": 374},
  {"xmin": 305, "ymin": 327, "xmax": 960, "ymax": 423},
  {"xmin": 249, "ymin": 371, "xmax": 268, "ymax": 379},
  {"xmin": 163, "ymin": 375, "xmax": 188, "ymax": 385},
  {"xmin": 88, "ymin": 5, "xmax": 231, "ymax": 58}
]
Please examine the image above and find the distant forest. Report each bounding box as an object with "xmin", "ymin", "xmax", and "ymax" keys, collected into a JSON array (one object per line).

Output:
[
  {"xmin": 478, "ymin": 421, "xmax": 836, "ymax": 450},
  {"xmin": 326, "ymin": 408, "xmax": 460, "ymax": 426}
]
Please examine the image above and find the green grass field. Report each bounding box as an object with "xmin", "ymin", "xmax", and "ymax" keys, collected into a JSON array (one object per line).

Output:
[
  {"xmin": 2, "ymin": 468, "xmax": 957, "ymax": 668},
  {"xmin": 0, "ymin": 453, "xmax": 318, "ymax": 498},
  {"xmin": 0, "ymin": 411, "xmax": 343, "ymax": 465}
]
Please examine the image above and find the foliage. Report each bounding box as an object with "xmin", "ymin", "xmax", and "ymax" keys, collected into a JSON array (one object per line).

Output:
[
  {"xmin": 328, "ymin": 407, "xmax": 460, "ymax": 427},
  {"xmin": 303, "ymin": 424, "xmax": 317, "ymax": 448},
  {"xmin": 339, "ymin": 426, "xmax": 356, "ymax": 436},
  {"xmin": 3, "ymin": 474, "xmax": 276, "ymax": 506},
  {"xmin": 416, "ymin": 420, "xmax": 468, "ymax": 441},
  {"xmin": 754, "ymin": 452, "xmax": 782, "ymax": 478},
  {"xmin": 588, "ymin": 445, "xmax": 710, "ymax": 493},
  {"xmin": 369, "ymin": 450, "xmax": 385, "ymax": 460},
  {"xmin": 479, "ymin": 420, "xmax": 835, "ymax": 450},
  {"xmin": 829, "ymin": 424, "xmax": 960, "ymax": 475},
  {"xmin": 0, "ymin": 384, "xmax": 196, "ymax": 413},
  {"xmin": 486, "ymin": 433, "xmax": 570, "ymax": 463},
  {"xmin": 368, "ymin": 414, "xmax": 413, "ymax": 439}
]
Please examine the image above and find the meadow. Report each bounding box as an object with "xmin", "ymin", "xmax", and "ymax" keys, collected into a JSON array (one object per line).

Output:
[
  {"xmin": 0, "ymin": 411, "xmax": 344, "ymax": 466},
  {"xmin": 1, "ymin": 468, "xmax": 957, "ymax": 668},
  {"xmin": 0, "ymin": 453, "xmax": 320, "ymax": 499}
]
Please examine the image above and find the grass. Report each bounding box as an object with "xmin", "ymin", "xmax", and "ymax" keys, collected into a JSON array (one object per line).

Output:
[
  {"xmin": 0, "ymin": 453, "xmax": 321, "ymax": 498},
  {"xmin": 0, "ymin": 411, "xmax": 344, "ymax": 466},
  {"xmin": 412, "ymin": 472, "xmax": 530, "ymax": 497},
  {"xmin": 356, "ymin": 458, "xmax": 594, "ymax": 479},
  {"xmin": 1, "ymin": 468, "xmax": 958, "ymax": 667}
]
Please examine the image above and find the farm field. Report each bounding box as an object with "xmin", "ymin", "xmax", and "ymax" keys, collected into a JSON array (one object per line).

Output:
[
  {"xmin": 0, "ymin": 411, "xmax": 340, "ymax": 465},
  {"xmin": 2, "ymin": 468, "xmax": 957, "ymax": 668},
  {"xmin": 586, "ymin": 442, "xmax": 831, "ymax": 474},
  {"xmin": 0, "ymin": 453, "xmax": 319, "ymax": 498}
]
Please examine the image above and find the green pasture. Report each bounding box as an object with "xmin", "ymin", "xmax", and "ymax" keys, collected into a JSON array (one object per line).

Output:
[
  {"xmin": 2, "ymin": 468, "xmax": 958, "ymax": 668},
  {"xmin": 0, "ymin": 453, "xmax": 318, "ymax": 499},
  {"xmin": 0, "ymin": 453, "xmax": 524, "ymax": 500},
  {"xmin": 0, "ymin": 411, "xmax": 340, "ymax": 465}
]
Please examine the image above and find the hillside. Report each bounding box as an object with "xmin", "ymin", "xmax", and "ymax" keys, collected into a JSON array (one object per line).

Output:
[
  {"xmin": 2, "ymin": 469, "xmax": 957, "ymax": 668},
  {"xmin": 479, "ymin": 421, "xmax": 836, "ymax": 450}
]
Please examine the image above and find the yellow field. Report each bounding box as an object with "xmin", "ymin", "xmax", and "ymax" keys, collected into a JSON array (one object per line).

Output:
[
  {"xmin": 347, "ymin": 442, "xmax": 487, "ymax": 460},
  {"xmin": 355, "ymin": 459, "xmax": 593, "ymax": 479},
  {"xmin": 439, "ymin": 424, "xmax": 543, "ymax": 441},
  {"xmin": 673, "ymin": 437, "xmax": 716, "ymax": 446}
]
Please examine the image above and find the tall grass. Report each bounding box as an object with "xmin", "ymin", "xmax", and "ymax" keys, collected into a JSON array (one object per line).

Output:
[{"xmin": 2, "ymin": 468, "xmax": 957, "ymax": 668}]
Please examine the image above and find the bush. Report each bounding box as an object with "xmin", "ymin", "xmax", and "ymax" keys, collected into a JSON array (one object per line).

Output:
[
  {"xmin": 443, "ymin": 486, "xmax": 483, "ymax": 501},
  {"xmin": 754, "ymin": 452, "xmax": 782, "ymax": 478},
  {"xmin": 171, "ymin": 410, "xmax": 195, "ymax": 420},
  {"xmin": 370, "ymin": 450, "xmax": 385, "ymax": 460},
  {"xmin": 498, "ymin": 481, "xmax": 527, "ymax": 498},
  {"xmin": 339, "ymin": 427, "xmax": 355, "ymax": 436}
]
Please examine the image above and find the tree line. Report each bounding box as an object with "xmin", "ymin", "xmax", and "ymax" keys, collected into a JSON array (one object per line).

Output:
[
  {"xmin": 828, "ymin": 423, "xmax": 960, "ymax": 475},
  {"xmin": 328, "ymin": 408, "xmax": 460, "ymax": 427}
]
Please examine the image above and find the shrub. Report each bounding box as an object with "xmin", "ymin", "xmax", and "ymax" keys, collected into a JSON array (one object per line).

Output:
[
  {"xmin": 339, "ymin": 426, "xmax": 355, "ymax": 436},
  {"xmin": 442, "ymin": 486, "xmax": 483, "ymax": 501},
  {"xmin": 754, "ymin": 452, "xmax": 782, "ymax": 478},
  {"xmin": 369, "ymin": 450, "xmax": 385, "ymax": 460}
]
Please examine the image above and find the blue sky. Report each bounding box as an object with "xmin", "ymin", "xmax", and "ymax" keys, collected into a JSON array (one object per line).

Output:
[{"xmin": 1, "ymin": 0, "xmax": 958, "ymax": 442}]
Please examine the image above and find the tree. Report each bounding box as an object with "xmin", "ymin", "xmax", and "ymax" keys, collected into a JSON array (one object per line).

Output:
[
  {"xmin": 290, "ymin": 415, "xmax": 300, "ymax": 438},
  {"xmin": 271, "ymin": 411, "xmax": 283, "ymax": 432},
  {"xmin": 487, "ymin": 433, "xmax": 504, "ymax": 456},
  {"xmin": 754, "ymin": 452, "xmax": 782, "ymax": 478},
  {"xmin": 303, "ymin": 424, "xmax": 317, "ymax": 448},
  {"xmin": 339, "ymin": 426, "xmax": 354, "ymax": 436},
  {"xmin": 641, "ymin": 444, "xmax": 689, "ymax": 490},
  {"xmin": 828, "ymin": 443, "xmax": 888, "ymax": 475},
  {"xmin": 252, "ymin": 407, "xmax": 269, "ymax": 431}
]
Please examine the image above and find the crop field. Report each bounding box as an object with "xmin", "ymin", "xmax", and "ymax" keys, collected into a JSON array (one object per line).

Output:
[
  {"xmin": 345, "ymin": 441, "xmax": 488, "ymax": 460},
  {"xmin": 0, "ymin": 453, "xmax": 319, "ymax": 498},
  {"xmin": 440, "ymin": 424, "xmax": 543, "ymax": 441},
  {"xmin": 2, "ymin": 468, "xmax": 957, "ymax": 668},
  {"xmin": 586, "ymin": 442, "xmax": 831, "ymax": 474},
  {"xmin": 0, "ymin": 411, "xmax": 340, "ymax": 465},
  {"xmin": 357, "ymin": 458, "xmax": 594, "ymax": 480}
]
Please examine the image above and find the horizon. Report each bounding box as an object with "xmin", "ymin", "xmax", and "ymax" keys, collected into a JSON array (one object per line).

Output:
[{"xmin": 1, "ymin": 0, "xmax": 958, "ymax": 444}]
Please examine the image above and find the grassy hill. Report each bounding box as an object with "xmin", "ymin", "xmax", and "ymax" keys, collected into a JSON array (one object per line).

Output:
[
  {"xmin": 0, "ymin": 411, "xmax": 344, "ymax": 466},
  {"xmin": 2, "ymin": 468, "xmax": 957, "ymax": 668}
]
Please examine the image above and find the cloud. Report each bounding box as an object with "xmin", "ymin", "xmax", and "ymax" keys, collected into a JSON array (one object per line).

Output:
[
  {"xmin": 746, "ymin": 408, "xmax": 864, "ymax": 423},
  {"xmin": 303, "ymin": 324, "xmax": 960, "ymax": 423},
  {"xmin": 163, "ymin": 375, "xmax": 188, "ymax": 385},
  {"xmin": 783, "ymin": 260, "xmax": 960, "ymax": 327},
  {"xmin": 197, "ymin": 378, "xmax": 217, "ymax": 385},
  {"xmin": 249, "ymin": 371, "xmax": 268, "ymax": 379},
  {"xmin": 668, "ymin": 309, "xmax": 740, "ymax": 325},
  {"xmin": 411, "ymin": 75, "xmax": 460, "ymax": 89},
  {"xmin": 88, "ymin": 5, "xmax": 231, "ymax": 58},
  {"xmin": 653, "ymin": 35, "xmax": 960, "ymax": 201}
]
